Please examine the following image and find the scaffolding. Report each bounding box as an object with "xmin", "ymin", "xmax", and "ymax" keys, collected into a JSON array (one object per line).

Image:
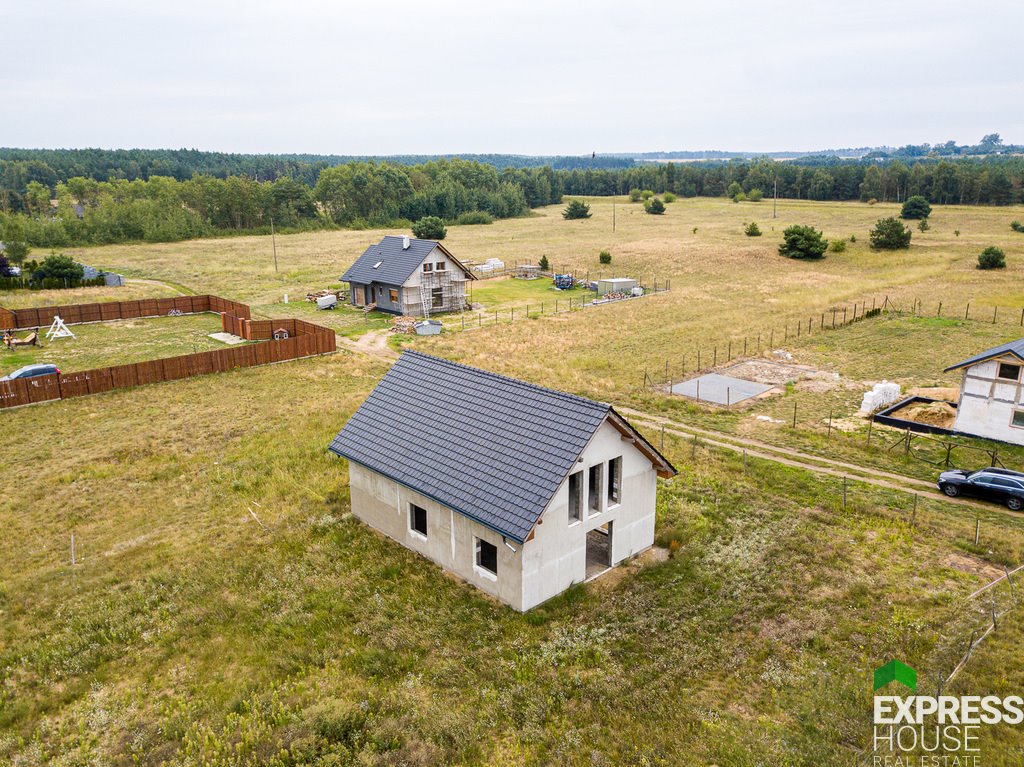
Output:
[{"xmin": 416, "ymin": 270, "xmax": 466, "ymax": 318}]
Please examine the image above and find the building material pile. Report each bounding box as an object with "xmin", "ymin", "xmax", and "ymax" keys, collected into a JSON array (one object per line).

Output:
[
  {"xmin": 391, "ymin": 315, "xmax": 419, "ymax": 334},
  {"xmin": 306, "ymin": 289, "xmax": 348, "ymax": 303},
  {"xmin": 895, "ymin": 400, "xmax": 957, "ymax": 429},
  {"xmin": 860, "ymin": 381, "xmax": 901, "ymax": 413}
]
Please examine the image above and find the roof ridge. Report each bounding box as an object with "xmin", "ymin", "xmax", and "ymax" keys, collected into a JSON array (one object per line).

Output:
[{"xmin": 400, "ymin": 350, "xmax": 611, "ymax": 413}]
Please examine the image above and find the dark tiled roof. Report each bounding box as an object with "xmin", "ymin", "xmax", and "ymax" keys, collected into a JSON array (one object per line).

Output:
[
  {"xmin": 328, "ymin": 352, "xmax": 670, "ymax": 542},
  {"xmin": 945, "ymin": 338, "xmax": 1024, "ymax": 372},
  {"xmin": 341, "ymin": 236, "xmax": 466, "ymax": 286}
]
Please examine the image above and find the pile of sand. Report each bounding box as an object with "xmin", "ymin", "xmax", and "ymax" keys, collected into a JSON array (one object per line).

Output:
[{"xmin": 896, "ymin": 400, "xmax": 957, "ymax": 429}]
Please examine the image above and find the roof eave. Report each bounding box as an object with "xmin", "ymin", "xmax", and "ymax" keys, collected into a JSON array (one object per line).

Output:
[{"xmin": 944, "ymin": 349, "xmax": 1024, "ymax": 372}]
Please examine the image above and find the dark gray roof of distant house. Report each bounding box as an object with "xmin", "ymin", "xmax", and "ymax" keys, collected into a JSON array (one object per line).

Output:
[
  {"xmin": 945, "ymin": 338, "xmax": 1024, "ymax": 371},
  {"xmin": 328, "ymin": 351, "xmax": 675, "ymax": 543},
  {"xmin": 341, "ymin": 236, "xmax": 474, "ymax": 286}
]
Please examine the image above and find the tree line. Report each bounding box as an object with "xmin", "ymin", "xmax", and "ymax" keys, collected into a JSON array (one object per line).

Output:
[{"xmin": 1, "ymin": 153, "xmax": 1021, "ymax": 249}]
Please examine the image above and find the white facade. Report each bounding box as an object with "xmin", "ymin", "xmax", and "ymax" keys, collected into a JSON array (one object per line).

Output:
[
  {"xmin": 953, "ymin": 355, "xmax": 1024, "ymax": 446},
  {"xmin": 346, "ymin": 417, "xmax": 660, "ymax": 611}
]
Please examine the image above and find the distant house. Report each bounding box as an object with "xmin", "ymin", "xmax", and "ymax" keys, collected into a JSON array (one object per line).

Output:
[
  {"xmin": 328, "ymin": 352, "xmax": 677, "ymax": 611},
  {"xmin": 946, "ymin": 339, "xmax": 1024, "ymax": 445},
  {"xmin": 341, "ymin": 235, "xmax": 475, "ymax": 317}
]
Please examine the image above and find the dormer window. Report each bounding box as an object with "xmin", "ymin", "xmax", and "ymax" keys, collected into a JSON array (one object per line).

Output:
[{"xmin": 423, "ymin": 263, "xmax": 433, "ymax": 273}]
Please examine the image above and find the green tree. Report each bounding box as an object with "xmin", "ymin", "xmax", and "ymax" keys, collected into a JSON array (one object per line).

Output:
[
  {"xmin": 645, "ymin": 198, "xmax": 666, "ymax": 215},
  {"xmin": 411, "ymin": 216, "xmax": 447, "ymax": 240},
  {"xmin": 726, "ymin": 181, "xmax": 743, "ymax": 200},
  {"xmin": 562, "ymin": 200, "xmax": 591, "ymax": 219},
  {"xmin": 628, "ymin": 189, "xmax": 642, "ymax": 202},
  {"xmin": 747, "ymin": 188, "xmax": 764, "ymax": 202},
  {"xmin": 37, "ymin": 253, "xmax": 84, "ymax": 281},
  {"xmin": 778, "ymin": 225, "xmax": 828, "ymax": 259},
  {"xmin": 744, "ymin": 222, "xmax": 762, "ymax": 237},
  {"xmin": 538, "ymin": 254, "xmax": 550, "ymax": 271},
  {"xmin": 2, "ymin": 240, "xmax": 29, "ymax": 265},
  {"xmin": 870, "ymin": 217, "xmax": 913, "ymax": 249},
  {"xmin": 900, "ymin": 195, "xmax": 932, "ymax": 219},
  {"xmin": 977, "ymin": 246, "xmax": 1006, "ymax": 269}
]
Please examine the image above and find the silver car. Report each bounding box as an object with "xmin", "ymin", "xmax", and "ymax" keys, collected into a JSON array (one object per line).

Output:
[{"xmin": 0, "ymin": 363, "xmax": 61, "ymax": 381}]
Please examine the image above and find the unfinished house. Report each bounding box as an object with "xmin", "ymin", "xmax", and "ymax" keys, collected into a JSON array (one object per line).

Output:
[
  {"xmin": 341, "ymin": 235, "xmax": 475, "ymax": 317},
  {"xmin": 328, "ymin": 351, "xmax": 677, "ymax": 611},
  {"xmin": 946, "ymin": 338, "xmax": 1024, "ymax": 446}
]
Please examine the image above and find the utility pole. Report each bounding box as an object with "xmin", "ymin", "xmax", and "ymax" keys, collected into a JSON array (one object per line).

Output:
[
  {"xmin": 773, "ymin": 177, "xmax": 778, "ymax": 219},
  {"xmin": 270, "ymin": 215, "xmax": 279, "ymax": 273},
  {"xmin": 612, "ymin": 202, "xmax": 616, "ymax": 232}
]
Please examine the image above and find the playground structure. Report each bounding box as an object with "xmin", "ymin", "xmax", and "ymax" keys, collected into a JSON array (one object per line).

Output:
[{"xmin": 2, "ymin": 330, "xmax": 40, "ymax": 349}]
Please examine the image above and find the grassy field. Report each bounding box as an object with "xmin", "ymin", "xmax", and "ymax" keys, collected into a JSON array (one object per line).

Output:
[
  {"xmin": 4, "ymin": 197, "xmax": 1024, "ymax": 765},
  {"xmin": 0, "ymin": 314, "xmax": 231, "ymax": 374}
]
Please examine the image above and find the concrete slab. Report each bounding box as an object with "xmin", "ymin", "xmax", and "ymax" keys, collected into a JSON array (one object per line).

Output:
[
  {"xmin": 670, "ymin": 373, "xmax": 774, "ymax": 405},
  {"xmin": 209, "ymin": 332, "xmax": 246, "ymax": 345}
]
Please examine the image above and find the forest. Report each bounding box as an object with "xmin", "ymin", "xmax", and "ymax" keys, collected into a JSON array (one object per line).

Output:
[{"xmin": 0, "ymin": 149, "xmax": 1021, "ymax": 249}]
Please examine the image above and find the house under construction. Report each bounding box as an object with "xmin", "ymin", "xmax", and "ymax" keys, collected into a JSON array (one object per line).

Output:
[{"xmin": 341, "ymin": 235, "xmax": 476, "ymax": 317}]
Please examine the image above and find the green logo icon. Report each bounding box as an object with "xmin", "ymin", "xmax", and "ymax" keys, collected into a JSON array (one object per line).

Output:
[{"xmin": 874, "ymin": 660, "xmax": 917, "ymax": 692}]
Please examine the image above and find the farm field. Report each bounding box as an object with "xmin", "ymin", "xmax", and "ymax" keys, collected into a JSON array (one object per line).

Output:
[
  {"xmin": 3, "ymin": 197, "xmax": 1024, "ymax": 764},
  {"xmin": 0, "ymin": 314, "xmax": 231, "ymax": 374}
]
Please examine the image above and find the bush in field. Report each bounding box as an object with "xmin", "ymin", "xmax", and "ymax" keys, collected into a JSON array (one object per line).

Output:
[
  {"xmin": 628, "ymin": 189, "xmax": 643, "ymax": 202},
  {"xmin": 1011, "ymin": 221, "xmax": 1024, "ymax": 233},
  {"xmin": 977, "ymin": 246, "xmax": 1006, "ymax": 270},
  {"xmin": 830, "ymin": 239, "xmax": 847, "ymax": 253},
  {"xmin": 748, "ymin": 188, "xmax": 764, "ymax": 202},
  {"xmin": 727, "ymin": 181, "xmax": 742, "ymax": 201},
  {"xmin": 918, "ymin": 219, "xmax": 930, "ymax": 232},
  {"xmin": 850, "ymin": 234, "xmax": 857, "ymax": 242},
  {"xmin": 2, "ymin": 240, "xmax": 29, "ymax": 264},
  {"xmin": 538, "ymin": 255, "xmax": 550, "ymax": 271},
  {"xmin": 37, "ymin": 253, "xmax": 84, "ymax": 281},
  {"xmin": 645, "ymin": 198, "xmax": 666, "ymax": 215},
  {"xmin": 870, "ymin": 217, "xmax": 912, "ymax": 249},
  {"xmin": 411, "ymin": 216, "xmax": 446, "ymax": 239},
  {"xmin": 598, "ymin": 250, "xmax": 612, "ymax": 264},
  {"xmin": 563, "ymin": 200, "xmax": 591, "ymax": 219},
  {"xmin": 744, "ymin": 222, "xmax": 762, "ymax": 237},
  {"xmin": 454, "ymin": 210, "xmax": 493, "ymax": 225},
  {"xmin": 640, "ymin": 190, "xmax": 655, "ymax": 200},
  {"xmin": 662, "ymin": 192, "xmax": 677, "ymax": 203},
  {"xmin": 778, "ymin": 225, "xmax": 828, "ymax": 259},
  {"xmin": 901, "ymin": 195, "xmax": 932, "ymax": 220},
  {"xmin": 867, "ymin": 198, "xmax": 878, "ymax": 205}
]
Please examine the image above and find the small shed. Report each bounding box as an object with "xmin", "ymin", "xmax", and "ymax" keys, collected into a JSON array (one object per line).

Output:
[
  {"xmin": 597, "ymin": 278, "xmax": 637, "ymax": 296},
  {"xmin": 515, "ymin": 264, "xmax": 541, "ymax": 280}
]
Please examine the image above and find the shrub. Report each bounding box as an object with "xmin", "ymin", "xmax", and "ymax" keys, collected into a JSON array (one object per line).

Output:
[
  {"xmin": 744, "ymin": 222, "xmax": 762, "ymax": 237},
  {"xmin": 0, "ymin": 255, "xmax": 11, "ymax": 277},
  {"xmin": 977, "ymin": 246, "xmax": 1006, "ymax": 270},
  {"xmin": 778, "ymin": 225, "xmax": 828, "ymax": 259},
  {"xmin": 830, "ymin": 239, "xmax": 847, "ymax": 253},
  {"xmin": 599, "ymin": 250, "xmax": 612, "ymax": 264},
  {"xmin": 662, "ymin": 192, "xmax": 677, "ymax": 203},
  {"xmin": 645, "ymin": 198, "xmax": 666, "ymax": 215},
  {"xmin": 538, "ymin": 255, "xmax": 550, "ymax": 271},
  {"xmin": 954, "ymin": 229, "xmax": 961, "ymax": 237},
  {"xmin": 748, "ymin": 188, "xmax": 764, "ymax": 202},
  {"xmin": 628, "ymin": 189, "xmax": 643, "ymax": 202},
  {"xmin": 733, "ymin": 192, "xmax": 747, "ymax": 203},
  {"xmin": 640, "ymin": 190, "xmax": 655, "ymax": 200},
  {"xmin": 870, "ymin": 217, "xmax": 912, "ymax": 249},
  {"xmin": 1011, "ymin": 221, "xmax": 1024, "ymax": 233},
  {"xmin": 411, "ymin": 215, "xmax": 446, "ymax": 239},
  {"xmin": 850, "ymin": 234, "xmax": 857, "ymax": 242},
  {"xmin": 692, "ymin": 227, "xmax": 698, "ymax": 234},
  {"xmin": 918, "ymin": 219, "xmax": 930, "ymax": 232},
  {"xmin": 453, "ymin": 210, "xmax": 493, "ymax": 225},
  {"xmin": 901, "ymin": 195, "xmax": 932, "ymax": 220},
  {"xmin": 867, "ymin": 198, "xmax": 878, "ymax": 205},
  {"xmin": 727, "ymin": 181, "xmax": 742, "ymax": 200},
  {"xmin": 38, "ymin": 253, "xmax": 84, "ymax": 281},
  {"xmin": 563, "ymin": 200, "xmax": 591, "ymax": 220}
]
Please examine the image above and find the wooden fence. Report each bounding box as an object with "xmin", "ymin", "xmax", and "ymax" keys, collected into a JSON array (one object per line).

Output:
[
  {"xmin": 0, "ymin": 298, "xmax": 335, "ymax": 410},
  {"xmin": 0, "ymin": 294, "xmax": 250, "ymax": 330}
]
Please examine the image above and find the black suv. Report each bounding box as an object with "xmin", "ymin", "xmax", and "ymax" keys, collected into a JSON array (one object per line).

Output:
[{"xmin": 937, "ymin": 467, "xmax": 1024, "ymax": 511}]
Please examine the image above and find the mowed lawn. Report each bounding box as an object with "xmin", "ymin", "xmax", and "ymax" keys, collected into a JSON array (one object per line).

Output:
[{"xmin": 1, "ymin": 313, "xmax": 232, "ymax": 374}]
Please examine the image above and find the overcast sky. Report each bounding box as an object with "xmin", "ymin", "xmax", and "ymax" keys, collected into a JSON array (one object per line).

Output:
[{"xmin": 4, "ymin": 0, "xmax": 1023, "ymax": 155}]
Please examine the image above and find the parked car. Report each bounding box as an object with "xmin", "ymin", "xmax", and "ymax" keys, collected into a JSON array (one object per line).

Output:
[
  {"xmin": 0, "ymin": 363, "xmax": 60, "ymax": 381},
  {"xmin": 937, "ymin": 467, "xmax": 1024, "ymax": 510}
]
